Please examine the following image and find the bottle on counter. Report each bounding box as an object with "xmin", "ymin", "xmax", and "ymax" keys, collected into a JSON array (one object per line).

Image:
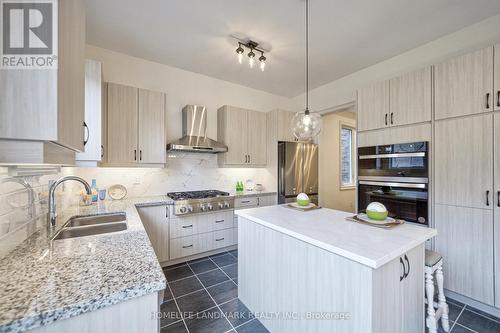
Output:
[
  {"xmin": 236, "ymin": 181, "xmax": 244, "ymax": 193},
  {"xmin": 91, "ymin": 179, "xmax": 98, "ymax": 203}
]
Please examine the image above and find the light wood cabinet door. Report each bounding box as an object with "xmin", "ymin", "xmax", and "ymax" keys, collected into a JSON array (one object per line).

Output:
[
  {"xmin": 138, "ymin": 89, "xmax": 165, "ymax": 164},
  {"xmin": 495, "ymin": 210, "xmax": 500, "ymax": 307},
  {"xmin": 247, "ymin": 110, "xmax": 267, "ymax": 165},
  {"xmin": 218, "ymin": 106, "xmax": 248, "ymax": 165},
  {"xmin": 495, "ymin": 44, "xmax": 500, "ymax": 111},
  {"xmin": 277, "ymin": 110, "xmax": 296, "ymax": 142},
  {"xmin": 390, "ymin": 67, "xmax": 432, "ymax": 127},
  {"xmin": 434, "ymin": 114, "xmax": 493, "ymax": 209},
  {"xmin": 496, "ymin": 114, "xmax": 500, "ymax": 212},
  {"xmin": 435, "ymin": 46, "xmax": 494, "ymax": 120},
  {"xmin": 357, "ymin": 81, "xmax": 389, "ymax": 131},
  {"xmin": 435, "ymin": 204, "xmax": 494, "ymax": 305},
  {"xmin": 76, "ymin": 60, "xmax": 102, "ymax": 162},
  {"xmin": 107, "ymin": 83, "xmax": 138, "ymax": 164},
  {"xmin": 57, "ymin": 0, "xmax": 86, "ymax": 151},
  {"xmin": 137, "ymin": 206, "xmax": 169, "ymax": 263},
  {"xmin": 400, "ymin": 246, "xmax": 425, "ymax": 333}
]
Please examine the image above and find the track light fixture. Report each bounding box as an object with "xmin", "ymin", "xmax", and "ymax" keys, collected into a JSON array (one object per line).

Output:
[{"xmin": 234, "ymin": 40, "xmax": 267, "ymax": 71}]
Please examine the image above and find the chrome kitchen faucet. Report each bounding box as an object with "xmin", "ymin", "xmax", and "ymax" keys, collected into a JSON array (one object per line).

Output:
[{"xmin": 47, "ymin": 176, "xmax": 91, "ymax": 228}]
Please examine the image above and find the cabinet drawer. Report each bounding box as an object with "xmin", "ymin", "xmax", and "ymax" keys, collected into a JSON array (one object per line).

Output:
[
  {"xmin": 170, "ymin": 215, "xmax": 198, "ymax": 239},
  {"xmin": 169, "ymin": 236, "xmax": 196, "ymax": 259},
  {"xmin": 235, "ymin": 197, "xmax": 259, "ymax": 208},
  {"xmin": 213, "ymin": 229, "xmax": 235, "ymax": 249},
  {"xmin": 211, "ymin": 211, "xmax": 234, "ymax": 231}
]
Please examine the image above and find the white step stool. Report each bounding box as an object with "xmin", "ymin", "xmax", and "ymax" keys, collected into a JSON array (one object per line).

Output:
[{"xmin": 425, "ymin": 250, "xmax": 450, "ymax": 333}]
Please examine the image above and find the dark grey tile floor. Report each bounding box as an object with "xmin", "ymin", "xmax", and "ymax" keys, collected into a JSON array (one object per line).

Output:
[
  {"xmin": 160, "ymin": 249, "xmax": 500, "ymax": 333},
  {"xmin": 428, "ymin": 298, "xmax": 500, "ymax": 333},
  {"xmin": 160, "ymin": 249, "xmax": 268, "ymax": 333}
]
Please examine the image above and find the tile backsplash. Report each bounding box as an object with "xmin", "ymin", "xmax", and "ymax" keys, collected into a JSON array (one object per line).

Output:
[
  {"xmin": 0, "ymin": 167, "xmax": 62, "ymax": 256},
  {"xmin": 62, "ymin": 152, "xmax": 274, "ymax": 199},
  {"xmin": 0, "ymin": 152, "xmax": 274, "ymax": 257}
]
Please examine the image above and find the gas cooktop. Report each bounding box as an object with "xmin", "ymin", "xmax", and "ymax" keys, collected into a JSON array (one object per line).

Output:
[
  {"xmin": 167, "ymin": 190, "xmax": 233, "ymax": 215},
  {"xmin": 167, "ymin": 190, "xmax": 230, "ymax": 201}
]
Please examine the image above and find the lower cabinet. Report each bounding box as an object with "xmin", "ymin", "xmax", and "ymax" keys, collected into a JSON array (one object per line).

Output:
[
  {"xmin": 169, "ymin": 210, "xmax": 237, "ymax": 260},
  {"xmin": 435, "ymin": 204, "xmax": 494, "ymax": 305},
  {"xmin": 137, "ymin": 205, "xmax": 169, "ymax": 263}
]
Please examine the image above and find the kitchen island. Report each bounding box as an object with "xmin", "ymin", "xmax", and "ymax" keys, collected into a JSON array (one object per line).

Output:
[{"xmin": 236, "ymin": 205, "xmax": 437, "ymax": 333}]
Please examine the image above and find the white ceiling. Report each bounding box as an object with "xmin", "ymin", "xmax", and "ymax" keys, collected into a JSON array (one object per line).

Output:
[{"xmin": 86, "ymin": 0, "xmax": 500, "ymax": 97}]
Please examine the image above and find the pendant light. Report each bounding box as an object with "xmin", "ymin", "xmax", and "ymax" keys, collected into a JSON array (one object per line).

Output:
[{"xmin": 292, "ymin": 0, "xmax": 321, "ymax": 140}]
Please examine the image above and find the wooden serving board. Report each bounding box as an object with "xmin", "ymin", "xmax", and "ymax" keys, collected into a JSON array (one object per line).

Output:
[
  {"xmin": 285, "ymin": 202, "xmax": 321, "ymax": 211},
  {"xmin": 346, "ymin": 215, "xmax": 405, "ymax": 229}
]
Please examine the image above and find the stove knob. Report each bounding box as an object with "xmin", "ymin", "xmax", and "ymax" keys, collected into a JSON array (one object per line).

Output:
[
  {"xmin": 224, "ymin": 201, "xmax": 230, "ymax": 208},
  {"xmin": 179, "ymin": 206, "xmax": 187, "ymax": 214},
  {"xmin": 207, "ymin": 203, "xmax": 213, "ymax": 211},
  {"xmin": 218, "ymin": 202, "xmax": 224, "ymax": 209},
  {"xmin": 200, "ymin": 204, "xmax": 207, "ymax": 211},
  {"xmin": 187, "ymin": 205, "xmax": 193, "ymax": 212}
]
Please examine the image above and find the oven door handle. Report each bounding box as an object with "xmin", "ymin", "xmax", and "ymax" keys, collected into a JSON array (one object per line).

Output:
[
  {"xmin": 359, "ymin": 181, "xmax": 427, "ymax": 189},
  {"xmin": 358, "ymin": 152, "xmax": 426, "ymax": 159}
]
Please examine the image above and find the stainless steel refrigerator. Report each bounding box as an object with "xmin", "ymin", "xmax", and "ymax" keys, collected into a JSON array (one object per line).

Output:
[{"xmin": 278, "ymin": 141, "xmax": 319, "ymax": 204}]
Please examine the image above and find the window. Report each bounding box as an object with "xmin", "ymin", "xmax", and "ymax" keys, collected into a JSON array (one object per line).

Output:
[{"xmin": 340, "ymin": 124, "xmax": 356, "ymax": 188}]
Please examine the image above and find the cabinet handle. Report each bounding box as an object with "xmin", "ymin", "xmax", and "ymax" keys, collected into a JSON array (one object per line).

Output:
[
  {"xmin": 244, "ymin": 155, "xmax": 247, "ymax": 163},
  {"xmin": 486, "ymin": 190, "xmax": 490, "ymax": 206},
  {"xmin": 385, "ymin": 113, "xmax": 388, "ymax": 126},
  {"xmin": 100, "ymin": 145, "xmax": 104, "ymax": 158},
  {"xmin": 139, "ymin": 150, "xmax": 142, "ymax": 161},
  {"xmin": 404, "ymin": 254, "xmax": 410, "ymax": 278},
  {"xmin": 166, "ymin": 206, "xmax": 168, "ymax": 218},
  {"xmin": 215, "ymin": 220, "xmax": 224, "ymax": 223},
  {"xmin": 182, "ymin": 224, "xmax": 193, "ymax": 228},
  {"xmin": 182, "ymin": 244, "xmax": 193, "ymax": 248},
  {"xmin": 486, "ymin": 93, "xmax": 491, "ymax": 109},
  {"xmin": 134, "ymin": 149, "xmax": 137, "ymax": 161},
  {"xmin": 497, "ymin": 91, "xmax": 500, "ymax": 107},
  {"xmin": 83, "ymin": 122, "xmax": 89, "ymax": 146},
  {"xmin": 248, "ymin": 155, "xmax": 251, "ymax": 163},
  {"xmin": 390, "ymin": 112, "xmax": 394, "ymax": 125},
  {"xmin": 241, "ymin": 200, "xmax": 251, "ymax": 204},
  {"xmin": 215, "ymin": 237, "xmax": 225, "ymax": 241},
  {"xmin": 400, "ymin": 257, "xmax": 405, "ymax": 281},
  {"xmin": 497, "ymin": 191, "xmax": 500, "ymax": 207}
]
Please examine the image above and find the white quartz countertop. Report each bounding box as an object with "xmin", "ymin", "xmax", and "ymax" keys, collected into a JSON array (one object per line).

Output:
[{"xmin": 236, "ymin": 205, "xmax": 437, "ymax": 269}]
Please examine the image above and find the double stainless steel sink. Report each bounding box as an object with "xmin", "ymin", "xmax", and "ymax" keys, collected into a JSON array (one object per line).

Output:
[{"xmin": 52, "ymin": 212, "xmax": 127, "ymax": 240}]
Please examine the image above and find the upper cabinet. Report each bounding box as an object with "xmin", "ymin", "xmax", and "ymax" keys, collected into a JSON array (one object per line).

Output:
[
  {"xmin": 357, "ymin": 67, "xmax": 431, "ymax": 132},
  {"xmin": 357, "ymin": 81, "xmax": 390, "ymax": 131},
  {"xmin": 495, "ymin": 44, "xmax": 500, "ymax": 112},
  {"xmin": 389, "ymin": 66, "xmax": 432, "ymax": 127},
  {"xmin": 0, "ymin": 0, "xmax": 85, "ymax": 158},
  {"xmin": 435, "ymin": 46, "xmax": 494, "ymax": 120},
  {"xmin": 217, "ymin": 106, "xmax": 267, "ymax": 167},
  {"xmin": 76, "ymin": 60, "xmax": 102, "ymax": 164},
  {"xmin": 106, "ymin": 83, "xmax": 166, "ymax": 166}
]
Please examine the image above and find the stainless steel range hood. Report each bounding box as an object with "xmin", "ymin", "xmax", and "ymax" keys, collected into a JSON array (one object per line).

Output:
[{"xmin": 167, "ymin": 105, "xmax": 228, "ymax": 153}]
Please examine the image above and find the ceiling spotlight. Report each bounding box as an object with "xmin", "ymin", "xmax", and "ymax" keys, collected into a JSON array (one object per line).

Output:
[
  {"xmin": 248, "ymin": 49, "xmax": 255, "ymax": 68},
  {"xmin": 235, "ymin": 43, "xmax": 244, "ymax": 64},
  {"xmin": 234, "ymin": 39, "xmax": 268, "ymax": 71},
  {"xmin": 259, "ymin": 53, "xmax": 266, "ymax": 72}
]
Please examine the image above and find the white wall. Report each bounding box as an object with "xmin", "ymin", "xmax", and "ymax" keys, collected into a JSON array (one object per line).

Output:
[
  {"xmin": 86, "ymin": 45, "xmax": 294, "ymax": 143},
  {"xmin": 292, "ymin": 14, "xmax": 500, "ymax": 111}
]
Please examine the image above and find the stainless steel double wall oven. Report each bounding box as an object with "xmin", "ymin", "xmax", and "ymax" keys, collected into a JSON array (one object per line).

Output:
[{"xmin": 357, "ymin": 141, "xmax": 429, "ymax": 225}]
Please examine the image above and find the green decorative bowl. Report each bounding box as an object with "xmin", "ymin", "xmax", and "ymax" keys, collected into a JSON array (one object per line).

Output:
[
  {"xmin": 297, "ymin": 199, "xmax": 310, "ymax": 206},
  {"xmin": 366, "ymin": 210, "xmax": 388, "ymax": 221}
]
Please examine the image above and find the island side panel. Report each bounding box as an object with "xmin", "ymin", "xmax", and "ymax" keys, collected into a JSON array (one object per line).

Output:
[{"xmin": 238, "ymin": 217, "xmax": 374, "ymax": 333}]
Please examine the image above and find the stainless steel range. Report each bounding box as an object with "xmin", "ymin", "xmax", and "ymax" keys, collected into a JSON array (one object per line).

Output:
[{"xmin": 167, "ymin": 190, "xmax": 234, "ymax": 216}]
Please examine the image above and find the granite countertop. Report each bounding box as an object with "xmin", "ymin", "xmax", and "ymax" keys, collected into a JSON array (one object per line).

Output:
[
  {"xmin": 236, "ymin": 205, "xmax": 437, "ymax": 269},
  {"xmin": 0, "ymin": 196, "xmax": 172, "ymax": 333}
]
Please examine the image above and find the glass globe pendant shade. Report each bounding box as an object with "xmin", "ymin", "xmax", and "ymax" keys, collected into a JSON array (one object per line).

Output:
[{"xmin": 291, "ymin": 109, "xmax": 322, "ymax": 140}]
